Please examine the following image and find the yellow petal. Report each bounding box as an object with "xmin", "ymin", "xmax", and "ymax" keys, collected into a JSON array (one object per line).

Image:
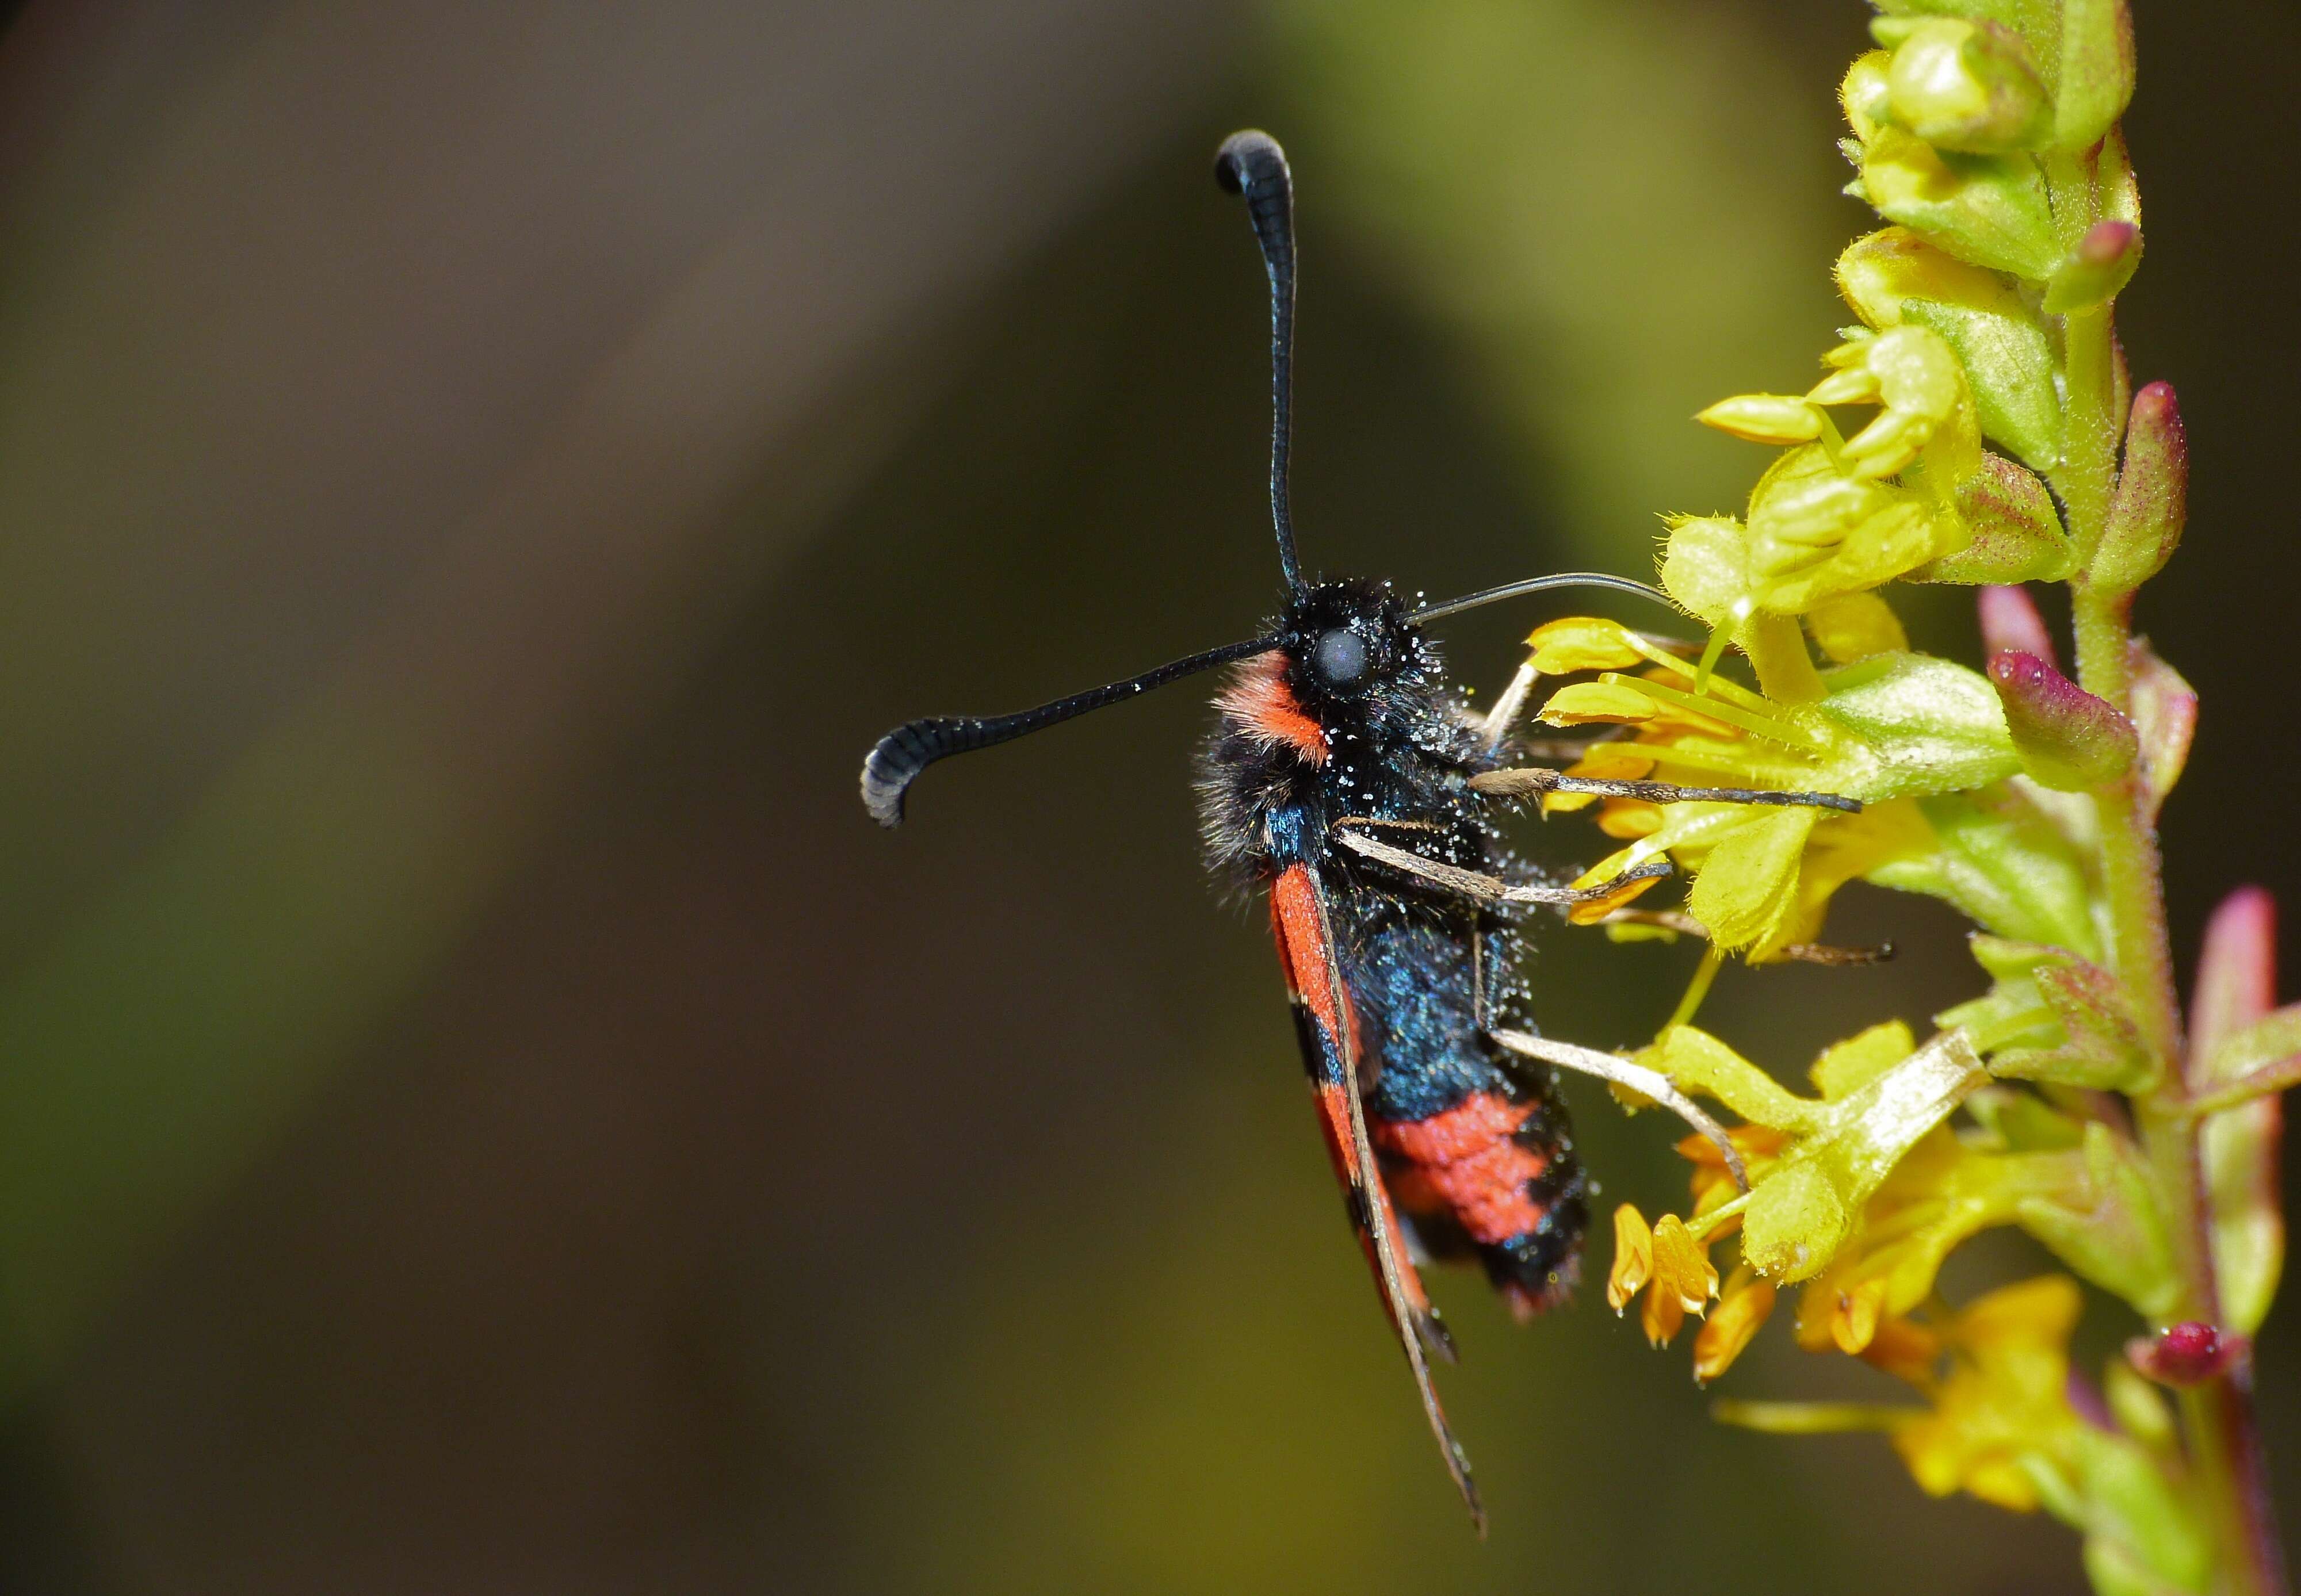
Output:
[
  {"xmin": 1694, "ymin": 1271, "xmax": 1778, "ymax": 1384},
  {"xmin": 1653, "ymin": 1214, "xmax": 1721, "ymax": 1314},
  {"xmin": 1698, "ymin": 393, "xmax": 1824, "ymax": 446},
  {"xmin": 1805, "ymin": 591, "xmax": 1909, "ymax": 663},
  {"xmin": 1564, "ymin": 745, "xmax": 1657, "ymax": 782},
  {"xmin": 1537, "ymin": 680, "xmax": 1661, "ymax": 727},
  {"xmin": 1811, "ymin": 1019, "xmax": 1920, "ymax": 1100},
  {"xmin": 1836, "ymin": 226, "xmax": 2022, "ymax": 331},
  {"xmin": 1524, "ymin": 617, "xmax": 1650, "ymax": 675},
  {"xmin": 1608, "ymin": 1204, "xmax": 1654, "ymax": 1314},
  {"xmin": 1687, "ymin": 805, "xmax": 1820, "ymax": 951},
  {"xmin": 1657, "ymin": 515, "xmax": 1750, "ymax": 630},
  {"xmin": 1832, "ymin": 1276, "xmax": 1891, "ymax": 1354}
]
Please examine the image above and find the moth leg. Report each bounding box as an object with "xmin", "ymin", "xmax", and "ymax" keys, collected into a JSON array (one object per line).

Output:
[
  {"xmin": 1489, "ymin": 1029, "xmax": 1748, "ymax": 1193},
  {"xmin": 1333, "ymin": 822, "xmax": 1671, "ymax": 906},
  {"xmin": 1299, "ymin": 860, "xmax": 1486, "ymax": 1534},
  {"xmin": 1477, "ymin": 663, "xmax": 1540, "ymax": 748},
  {"xmin": 1599, "ymin": 905, "xmax": 1895, "ymax": 967},
  {"xmin": 1471, "ymin": 767, "xmax": 1862, "ymax": 814}
]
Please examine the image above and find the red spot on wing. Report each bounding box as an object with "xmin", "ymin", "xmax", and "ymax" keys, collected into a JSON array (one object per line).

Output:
[
  {"xmin": 1270, "ymin": 866, "xmax": 1342, "ymax": 1034},
  {"xmin": 1219, "ymin": 655, "xmax": 1327, "ymax": 764},
  {"xmin": 1377, "ymin": 1093, "xmax": 1551, "ymax": 1246}
]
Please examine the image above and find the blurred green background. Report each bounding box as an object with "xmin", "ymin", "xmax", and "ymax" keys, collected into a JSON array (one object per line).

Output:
[{"xmin": 0, "ymin": 0, "xmax": 2291, "ymax": 1590}]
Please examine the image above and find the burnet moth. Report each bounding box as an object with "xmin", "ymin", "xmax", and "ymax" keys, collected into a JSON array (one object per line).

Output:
[{"xmin": 860, "ymin": 131, "xmax": 1857, "ymax": 1530}]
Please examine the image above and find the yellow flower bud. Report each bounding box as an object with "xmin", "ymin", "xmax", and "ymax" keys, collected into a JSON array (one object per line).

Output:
[
  {"xmin": 1876, "ymin": 18, "xmax": 2051, "ymax": 154},
  {"xmin": 1608, "ymin": 1203, "xmax": 1654, "ymax": 1314},
  {"xmin": 1836, "ymin": 227, "xmax": 2017, "ymax": 332},
  {"xmin": 1696, "ymin": 393, "xmax": 1824, "ymax": 446},
  {"xmin": 1643, "ymin": 1214, "xmax": 1720, "ymax": 1346},
  {"xmin": 1524, "ymin": 616, "xmax": 1649, "ymax": 675},
  {"xmin": 1840, "ymin": 50, "xmax": 1893, "ymax": 144}
]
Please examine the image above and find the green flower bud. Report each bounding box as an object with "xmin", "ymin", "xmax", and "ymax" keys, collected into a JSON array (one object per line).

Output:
[
  {"xmin": 1857, "ymin": 130, "xmax": 2061, "ymax": 281},
  {"xmin": 2093, "ymin": 382, "xmax": 2186, "ymax": 595},
  {"xmin": 1873, "ymin": 18, "xmax": 2052, "ymax": 154},
  {"xmin": 2052, "ymin": 0, "xmax": 2138, "ymax": 154},
  {"xmin": 1917, "ymin": 452, "xmax": 2073, "ymax": 584},
  {"xmin": 2043, "ymin": 219, "xmax": 2144, "ymax": 315},
  {"xmin": 1988, "ymin": 650, "xmax": 2138, "ymax": 792}
]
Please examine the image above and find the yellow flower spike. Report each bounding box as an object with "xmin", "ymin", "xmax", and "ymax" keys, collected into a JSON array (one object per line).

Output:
[
  {"xmin": 1694, "ymin": 1268, "xmax": 1777, "ymax": 1385},
  {"xmin": 1523, "ymin": 616, "xmax": 1650, "ymax": 676},
  {"xmin": 1696, "ymin": 393, "xmax": 1824, "ymax": 446},
  {"xmin": 1608, "ymin": 1203, "xmax": 1654, "ymax": 1314}
]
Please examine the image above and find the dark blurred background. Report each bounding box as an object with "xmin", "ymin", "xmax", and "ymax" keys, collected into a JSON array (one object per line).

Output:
[{"xmin": 0, "ymin": 1, "xmax": 2288, "ymax": 1590}]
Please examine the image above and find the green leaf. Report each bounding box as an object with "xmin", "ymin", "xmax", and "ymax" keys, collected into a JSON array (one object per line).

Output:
[
  {"xmin": 2200, "ymin": 1004, "xmax": 2301, "ymax": 1091},
  {"xmin": 1860, "ymin": 131, "xmax": 2061, "ymax": 281},
  {"xmin": 1917, "ymin": 451, "xmax": 2071, "ymax": 582},
  {"xmin": 1991, "ymin": 956, "xmax": 2155, "ymax": 1092},
  {"xmin": 2126, "ymin": 637, "xmax": 2195, "ymax": 820},
  {"xmin": 1901, "ymin": 298, "xmax": 2062, "ymax": 471},
  {"xmin": 2016, "ymin": 1123, "xmax": 2180, "ymax": 1319},
  {"xmin": 1816, "ymin": 655, "xmax": 2020, "ymax": 798},
  {"xmin": 1866, "ymin": 787, "xmax": 2098, "ymax": 953}
]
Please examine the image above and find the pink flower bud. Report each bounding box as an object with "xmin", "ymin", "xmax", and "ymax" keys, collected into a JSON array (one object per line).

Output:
[
  {"xmin": 1978, "ymin": 584, "xmax": 2055, "ymax": 667},
  {"xmin": 2126, "ymin": 1322, "xmax": 2245, "ymax": 1387},
  {"xmin": 2095, "ymin": 382, "xmax": 2187, "ymax": 595},
  {"xmin": 1987, "ymin": 649, "xmax": 2138, "ymax": 790},
  {"xmin": 2043, "ymin": 219, "xmax": 2143, "ymax": 313}
]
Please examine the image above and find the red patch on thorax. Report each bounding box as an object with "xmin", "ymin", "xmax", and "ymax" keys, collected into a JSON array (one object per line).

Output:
[
  {"xmin": 1218, "ymin": 655, "xmax": 1327, "ymax": 764},
  {"xmin": 1376, "ymin": 1093, "xmax": 1551, "ymax": 1245}
]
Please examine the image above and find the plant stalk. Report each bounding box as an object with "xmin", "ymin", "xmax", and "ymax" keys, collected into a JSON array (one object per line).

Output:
[{"xmin": 2067, "ymin": 294, "xmax": 2291, "ymax": 1596}]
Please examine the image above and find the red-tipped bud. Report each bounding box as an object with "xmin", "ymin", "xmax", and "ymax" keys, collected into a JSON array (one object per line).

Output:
[
  {"xmin": 2044, "ymin": 219, "xmax": 2143, "ymax": 313},
  {"xmin": 1988, "ymin": 650, "xmax": 2137, "ymax": 790},
  {"xmin": 1978, "ymin": 584, "xmax": 2055, "ymax": 668},
  {"xmin": 2126, "ymin": 1322, "xmax": 2246, "ymax": 1388},
  {"xmin": 2095, "ymin": 382, "xmax": 2187, "ymax": 595}
]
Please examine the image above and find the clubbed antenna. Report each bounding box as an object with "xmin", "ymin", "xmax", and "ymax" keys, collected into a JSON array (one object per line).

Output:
[{"xmin": 1215, "ymin": 131, "xmax": 1304, "ymax": 595}]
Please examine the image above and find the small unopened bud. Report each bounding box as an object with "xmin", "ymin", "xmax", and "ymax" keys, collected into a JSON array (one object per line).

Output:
[
  {"xmin": 1840, "ymin": 51, "xmax": 1893, "ymax": 144},
  {"xmin": 2043, "ymin": 219, "xmax": 2144, "ymax": 314},
  {"xmin": 1978, "ymin": 585, "xmax": 2055, "ymax": 667},
  {"xmin": 2094, "ymin": 382, "xmax": 2187, "ymax": 595},
  {"xmin": 1696, "ymin": 393, "xmax": 1824, "ymax": 446},
  {"xmin": 2126, "ymin": 1322, "xmax": 2246, "ymax": 1388},
  {"xmin": 1989, "ymin": 649, "xmax": 2137, "ymax": 790},
  {"xmin": 1874, "ymin": 18, "xmax": 2052, "ymax": 153}
]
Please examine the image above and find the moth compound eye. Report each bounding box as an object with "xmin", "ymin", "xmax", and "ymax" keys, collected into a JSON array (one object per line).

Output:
[{"xmin": 1314, "ymin": 627, "xmax": 1369, "ymax": 686}]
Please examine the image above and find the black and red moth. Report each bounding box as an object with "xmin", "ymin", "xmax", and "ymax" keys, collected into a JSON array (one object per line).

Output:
[{"xmin": 861, "ymin": 132, "xmax": 1849, "ymax": 1529}]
